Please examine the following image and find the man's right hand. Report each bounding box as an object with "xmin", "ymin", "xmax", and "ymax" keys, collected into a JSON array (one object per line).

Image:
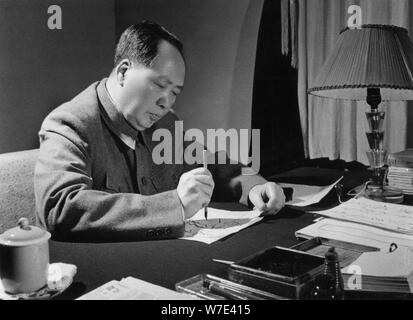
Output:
[{"xmin": 177, "ymin": 167, "xmax": 215, "ymax": 219}]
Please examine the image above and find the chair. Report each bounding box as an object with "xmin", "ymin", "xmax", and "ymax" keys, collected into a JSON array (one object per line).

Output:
[{"xmin": 0, "ymin": 149, "xmax": 39, "ymax": 233}]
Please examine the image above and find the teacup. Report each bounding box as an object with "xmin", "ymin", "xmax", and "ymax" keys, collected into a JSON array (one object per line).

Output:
[{"xmin": 0, "ymin": 218, "xmax": 51, "ymax": 294}]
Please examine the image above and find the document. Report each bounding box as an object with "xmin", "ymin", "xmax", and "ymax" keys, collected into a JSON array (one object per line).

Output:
[
  {"xmin": 281, "ymin": 176, "xmax": 343, "ymax": 207},
  {"xmin": 180, "ymin": 207, "xmax": 263, "ymax": 244},
  {"xmin": 295, "ymin": 218, "xmax": 413, "ymax": 251},
  {"xmin": 311, "ymin": 197, "xmax": 413, "ymax": 235},
  {"xmin": 77, "ymin": 277, "xmax": 198, "ymax": 300}
]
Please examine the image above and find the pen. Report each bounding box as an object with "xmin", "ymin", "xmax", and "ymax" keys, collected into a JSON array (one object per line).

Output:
[
  {"xmin": 203, "ymin": 149, "xmax": 208, "ymax": 220},
  {"xmin": 212, "ymin": 259, "xmax": 234, "ymax": 265},
  {"xmin": 208, "ymin": 283, "xmax": 248, "ymax": 300},
  {"xmin": 203, "ymin": 280, "xmax": 259, "ymax": 300}
]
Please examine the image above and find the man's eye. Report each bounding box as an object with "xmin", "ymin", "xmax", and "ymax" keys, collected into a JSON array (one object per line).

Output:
[{"xmin": 155, "ymin": 82, "xmax": 166, "ymax": 89}]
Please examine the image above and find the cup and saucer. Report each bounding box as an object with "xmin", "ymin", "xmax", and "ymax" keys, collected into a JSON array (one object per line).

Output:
[{"xmin": 0, "ymin": 263, "xmax": 77, "ymax": 300}]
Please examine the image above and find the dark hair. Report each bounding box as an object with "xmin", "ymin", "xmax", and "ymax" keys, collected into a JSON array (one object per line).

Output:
[{"xmin": 114, "ymin": 21, "xmax": 184, "ymax": 67}]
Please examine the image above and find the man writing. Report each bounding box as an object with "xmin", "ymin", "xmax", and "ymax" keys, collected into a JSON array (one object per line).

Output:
[{"xmin": 34, "ymin": 21, "xmax": 285, "ymax": 242}]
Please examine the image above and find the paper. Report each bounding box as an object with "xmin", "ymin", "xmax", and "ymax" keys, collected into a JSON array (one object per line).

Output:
[
  {"xmin": 295, "ymin": 218, "xmax": 413, "ymax": 252},
  {"xmin": 78, "ymin": 277, "xmax": 198, "ymax": 300},
  {"xmin": 282, "ymin": 176, "xmax": 343, "ymax": 207},
  {"xmin": 180, "ymin": 207, "xmax": 263, "ymax": 244},
  {"xmin": 342, "ymin": 247, "xmax": 413, "ymax": 278},
  {"xmin": 312, "ymin": 197, "xmax": 413, "ymax": 235}
]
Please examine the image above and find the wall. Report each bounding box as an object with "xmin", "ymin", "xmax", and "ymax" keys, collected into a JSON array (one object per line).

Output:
[
  {"xmin": 0, "ymin": 0, "xmax": 115, "ymax": 154},
  {"xmin": 115, "ymin": 0, "xmax": 264, "ymax": 133},
  {"xmin": 0, "ymin": 0, "xmax": 264, "ymax": 154}
]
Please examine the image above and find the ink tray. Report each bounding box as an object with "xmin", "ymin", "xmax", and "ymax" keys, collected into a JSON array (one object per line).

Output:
[
  {"xmin": 175, "ymin": 274, "xmax": 286, "ymax": 300},
  {"xmin": 227, "ymin": 246, "xmax": 325, "ymax": 299}
]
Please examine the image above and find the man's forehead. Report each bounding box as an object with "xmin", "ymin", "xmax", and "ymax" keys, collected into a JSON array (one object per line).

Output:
[{"xmin": 150, "ymin": 41, "xmax": 185, "ymax": 85}]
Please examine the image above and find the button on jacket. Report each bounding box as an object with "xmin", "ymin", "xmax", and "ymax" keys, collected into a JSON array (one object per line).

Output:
[{"xmin": 34, "ymin": 79, "xmax": 266, "ymax": 242}]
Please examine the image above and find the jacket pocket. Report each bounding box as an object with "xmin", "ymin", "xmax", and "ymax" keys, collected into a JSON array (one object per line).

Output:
[
  {"xmin": 150, "ymin": 165, "xmax": 180, "ymax": 193},
  {"xmin": 102, "ymin": 173, "xmax": 121, "ymax": 193}
]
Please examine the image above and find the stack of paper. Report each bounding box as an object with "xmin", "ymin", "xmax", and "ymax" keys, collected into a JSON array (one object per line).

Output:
[
  {"xmin": 295, "ymin": 197, "xmax": 413, "ymax": 294},
  {"xmin": 341, "ymin": 247, "xmax": 413, "ymax": 293},
  {"xmin": 295, "ymin": 197, "xmax": 413, "ymax": 251},
  {"xmin": 295, "ymin": 218, "xmax": 413, "ymax": 252},
  {"xmin": 387, "ymin": 167, "xmax": 413, "ymax": 195}
]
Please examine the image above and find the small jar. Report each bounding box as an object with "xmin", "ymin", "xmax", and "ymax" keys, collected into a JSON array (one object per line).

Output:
[{"xmin": 0, "ymin": 218, "xmax": 51, "ymax": 294}]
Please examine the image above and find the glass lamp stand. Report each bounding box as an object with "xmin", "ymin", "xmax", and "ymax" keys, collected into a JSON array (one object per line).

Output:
[{"xmin": 363, "ymin": 88, "xmax": 404, "ymax": 203}]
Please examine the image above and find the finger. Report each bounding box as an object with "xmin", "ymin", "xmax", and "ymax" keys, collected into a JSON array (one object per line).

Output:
[
  {"xmin": 249, "ymin": 187, "xmax": 267, "ymax": 211},
  {"xmin": 193, "ymin": 167, "xmax": 212, "ymax": 177},
  {"xmin": 188, "ymin": 167, "xmax": 212, "ymax": 176},
  {"xmin": 265, "ymin": 184, "xmax": 285, "ymax": 212},
  {"xmin": 194, "ymin": 189, "xmax": 212, "ymax": 207},
  {"xmin": 196, "ymin": 182, "xmax": 214, "ymax": 198},
  {"xmin": 193, "ymin": 175, "xmax": 215, "ymax": 188}
]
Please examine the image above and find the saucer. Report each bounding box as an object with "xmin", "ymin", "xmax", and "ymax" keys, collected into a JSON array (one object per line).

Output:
[{"xmin": 0, "ymin": 263, "xmax": 77, "ymax": 300}]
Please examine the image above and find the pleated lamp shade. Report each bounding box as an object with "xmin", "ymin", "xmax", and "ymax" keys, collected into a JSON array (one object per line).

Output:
[{"xmin": 308, "ymin": 24, "xmax": 413, "ymax": 101}]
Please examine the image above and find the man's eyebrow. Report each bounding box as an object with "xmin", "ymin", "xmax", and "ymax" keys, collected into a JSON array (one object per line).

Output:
[{"xmin": 158, "ymin": 76, "xmax": 184, "ymax": 90}]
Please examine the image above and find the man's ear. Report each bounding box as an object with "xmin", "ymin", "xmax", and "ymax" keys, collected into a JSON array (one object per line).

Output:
[{"xmin": 115, "ymin": 59, "xmax": 131, "ymax": 87}]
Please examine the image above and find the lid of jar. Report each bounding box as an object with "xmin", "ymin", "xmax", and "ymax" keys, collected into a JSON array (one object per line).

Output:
[
  {"xmin": 0, "ymin": 218, "xmax": 51, "ymax": 246},
  {"xmin": 325, "ymin": 246, "xmax": 338, "ymax": 262}
]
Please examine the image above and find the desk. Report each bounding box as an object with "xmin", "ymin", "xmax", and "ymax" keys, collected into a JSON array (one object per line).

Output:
[{"xmin": 50, "ymin": 167, "xmax": 370, "ymax": 299}]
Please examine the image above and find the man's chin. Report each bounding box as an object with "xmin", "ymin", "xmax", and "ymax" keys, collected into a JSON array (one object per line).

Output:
[{"xmin": 139, "ymin": 120, "xmax": 157, "ymax": 130}]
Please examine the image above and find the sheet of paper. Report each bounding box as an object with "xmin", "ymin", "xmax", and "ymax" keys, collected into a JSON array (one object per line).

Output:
[
  {"xmin": 295, "ymin": 218, "xmax": 413, "ymax": 252},
  {"xmin": 180, "ymin": 207, "xmax": 263, "ymax": 244},
  {"xmin": 278, "ymin": 183, "xmax": 325, "ymax": 202},
  {"xmin": 311, "ymin": 197, "xmax": 413, "ymax": 235},
  {"xmin": 282, "ymin": 176, "xmax": 343, "ymax": 207},
  {"xmin": 77, "ymin": 277, "xmax": 197, "ymax": 300}
]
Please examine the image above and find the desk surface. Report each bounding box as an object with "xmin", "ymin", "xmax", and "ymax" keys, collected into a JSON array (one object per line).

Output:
[{"xmin": 50, "ymin": 167, "xmax": 370, "ymax": 299}]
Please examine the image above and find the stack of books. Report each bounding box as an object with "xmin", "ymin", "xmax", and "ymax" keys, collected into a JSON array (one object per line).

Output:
[{"xmin": 387, "ymin": 149, "xmax": 413, "ymax": 195}]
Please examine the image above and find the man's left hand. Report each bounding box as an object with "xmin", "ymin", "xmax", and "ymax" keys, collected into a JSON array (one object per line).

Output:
[{"xmin": 248, "ymin": 182, "xmax": 286, "ymax": 215}]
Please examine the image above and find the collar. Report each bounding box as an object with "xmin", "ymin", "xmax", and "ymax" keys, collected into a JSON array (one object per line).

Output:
[{"xmin": 97, "ymin": 78, "xmax": 139, "ymax": 150}]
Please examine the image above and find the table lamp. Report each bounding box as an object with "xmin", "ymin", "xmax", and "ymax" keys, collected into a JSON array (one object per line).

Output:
[{"xmin": 308, "ymin": 24, "xmax": 413, "ymax": 203}]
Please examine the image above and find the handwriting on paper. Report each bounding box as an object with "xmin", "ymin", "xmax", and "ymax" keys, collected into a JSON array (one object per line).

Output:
[{"xmin": 313, "ymin": 197, "xmax": 413, "ymax": 235}]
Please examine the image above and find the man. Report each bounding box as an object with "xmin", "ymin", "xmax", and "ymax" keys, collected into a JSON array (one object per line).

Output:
[{"xmin": 34, "ymin": 21, "xmax": 285, "ymax": 242}]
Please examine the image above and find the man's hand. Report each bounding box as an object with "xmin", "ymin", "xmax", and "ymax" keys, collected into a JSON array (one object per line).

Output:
[
  {"xmin": 177, "ymin": 167, "xmax": 215, "ymax": 219},
  {"xmin": 248, "ymin": 182, "xmax": 285, "ymax": 215}
]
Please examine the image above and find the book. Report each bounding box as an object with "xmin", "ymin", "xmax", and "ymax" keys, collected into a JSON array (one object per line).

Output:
[
  {"xmin": 387, "ymin": 149, "xmax": 413, "ymax": 167},
  {"xmin": 341, "ymin": 247, "xmax": 413, "ymax": 293},
  {"xmin": 387, "ymin": 166, "xmax": 413, "ymax": 194}
]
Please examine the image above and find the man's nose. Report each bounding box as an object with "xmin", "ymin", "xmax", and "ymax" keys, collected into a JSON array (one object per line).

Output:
[{"xmin": 157, "ymin": 93, "xmax": 172, "ymax": 110}]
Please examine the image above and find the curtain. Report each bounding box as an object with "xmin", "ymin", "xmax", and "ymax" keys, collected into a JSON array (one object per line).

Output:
[{"xmin": 297, "ymin": 0, "xmax": 412, "ymax": 164}]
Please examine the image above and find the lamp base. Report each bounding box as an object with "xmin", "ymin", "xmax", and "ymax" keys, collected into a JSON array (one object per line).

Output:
[{"xmin": 364, "ymin": 185, "xmax": 404, "ymax": 204}]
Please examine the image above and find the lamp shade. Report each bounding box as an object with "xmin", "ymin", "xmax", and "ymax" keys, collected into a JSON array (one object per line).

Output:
[{"xmin": 308, "ymin": 24, "xmax": 413, "ymax": 101}]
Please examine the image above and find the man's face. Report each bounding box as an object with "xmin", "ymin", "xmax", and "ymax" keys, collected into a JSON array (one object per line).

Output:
[{"xmin": 118, "ymin": 40, "xmax": 185, "ymax": 131}]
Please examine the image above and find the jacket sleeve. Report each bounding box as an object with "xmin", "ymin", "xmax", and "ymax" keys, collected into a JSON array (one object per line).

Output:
[
  {"xmin": 34, "ymin": 116, "xmax": 184, "ymax": 242},
  {"xmin": 181, "ymin": 141, "xmax": 267, "ymax": 207},
  {"xmin": 205, "ymin": 150, "xmax": 267, "ymax": 206}
]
